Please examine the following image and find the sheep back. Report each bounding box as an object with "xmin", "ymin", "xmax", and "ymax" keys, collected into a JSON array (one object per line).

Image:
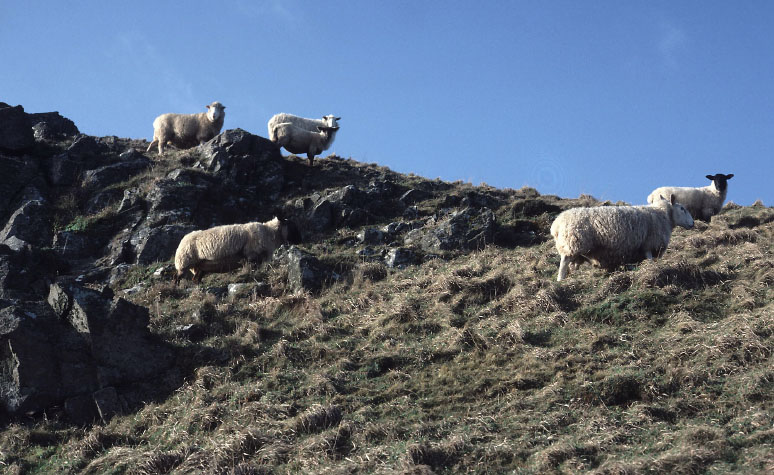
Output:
[
  {"xmin": 647, "ymin": 185, "xmax": 725, "ymax": 221},
  {"xmin": 551, "ymin": 204, "xmax": 672, "ymax": 267},
  {"xmin": 268, "ymin": 113, "xmax": 331, "ymax": 140},
  {"xmin": 153, "ymin": 111, "xmax": 224, "ymax": 149},
  {"xmin": 271, "ymin": 123, "xmax": 327, "ymax": 156}
]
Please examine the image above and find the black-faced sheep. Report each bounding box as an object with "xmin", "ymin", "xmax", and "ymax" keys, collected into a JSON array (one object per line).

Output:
[
  {"xmin": 270, "ymin": 122, "xmax": 339, "ymax": 166},
  {"xmin": 173, "ymin": 217, "xmax": 301, "ymax": 284},
  {"xmin": 550, "ymin": 195, "xmax": 694, "ymax": 281},
  {"xmin": 647, "ymin": 173, "xmax": 734, "ymax": 222},
  {"xmin": 147, "ymin": 101, "xmax": 226, "ymax": 155}
]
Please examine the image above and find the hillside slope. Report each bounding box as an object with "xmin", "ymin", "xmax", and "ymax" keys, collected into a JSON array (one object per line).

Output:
[{"xmin": 0, "ymin": 105, "xmax": 772, "ymax": 473}]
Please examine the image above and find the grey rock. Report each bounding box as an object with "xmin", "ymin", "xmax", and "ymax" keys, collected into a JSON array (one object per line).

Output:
[
  {"xmin": 82, "ymin": 156, "xmax": 151, "ymax": 190},
  {"xmin": 280, "ymin": 246, "xmax": 331, "ymax": 293},
  {"xmin": 0, "ymin": 104, "xmax": 34, "ymax": 153},
  {"xmin": 385, "ymin": 248, "xmax": 416, "ymax": 268},
  {"xmin": 197, "ymin": 129, "xmax": 285, "ymax": 199},
  {"xmin": 48, "ymin": 282, "xmax": 175, "ymax": 387},
  {"xmin": 67, "ymin": 135, "xmax": 106, "ymax": 159},
  {"xmin": 404, "ymin": 207, "xmax": 496, "ymax": 252},
  {"xmin": 357, "ymin": 228, "xmax": 386, "ymax": 245},
  {"xmin": 29, "ymin": 111, "xmax": 79, "ymax": 140},
  {"xmin": 132, "ymin": 224, "xmax": 197, "ymax": 265},
  {"xmin": 53, "ymin": 231, "xmax": 99, "ymax": 259},
  {"xmin": 308, "ymin": 199, "xmax": 334, "ymax": 231},
  {"xmin": 0, "ymin": 196, "xmax": 51, "ymax": 250},
  {"xmin": 399, "ymin": 189, "xmax": 430, "ymax": 205},
  {"xmin": 0, "ymin": 155, "xmax": 37, "ymax": 214}
]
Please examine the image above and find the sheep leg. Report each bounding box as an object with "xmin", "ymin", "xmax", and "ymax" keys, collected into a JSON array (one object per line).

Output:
[
  {"xmin": 644, "ymin": 250, "xmax": 654, "ymax": 260},
  {"xmin": 307, "ymin": 153, "xmax": 315, "ymax": 166},
  {"xmin": 173, "ymin": 271, "xmax": 183, "ymax": 286},
  {"xmin": 557, "ymin": 255, "xmax": 569, "ymax": 282},
  {"xmin": 146, "ymin": 139, "xmax": 158, "ymax": 153}
]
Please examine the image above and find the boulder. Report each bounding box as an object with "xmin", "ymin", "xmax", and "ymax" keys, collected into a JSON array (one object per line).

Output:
[
  {"xmin": 0, "ymin": 192, "xmax": 51, "ymax": 250},
  {"xmin": 28, "ymin": 111, "xmax": 80, "ymax": 140},
  {"xmin": 197, "ymin": 129, "xmax": 285, "ymax": 199},
  {"xmin": 67, "ymin": 135, "xmax": 107, "ymax": 159},
  {"xmin": 385, "ymin": 247, "xmax": 417, "ymax": 268},
  {"xmin": 0, "ymin": 155, "xmax": 38, "ymax": 214},
  {"xmin": 357, "ymin": 228, "xmax": 387, "ymax": 245},
  {"xmin": 404, "ymin": 207, "xmax": 496, "ymax": 252},
  {"xmin": 46, "ymin": 282, "xmax": 174, "ymax": 395},
  {"xmin": 82, "ymin": 154, "xmax": 151, "ymax": 190},
  {"xmin": 279, "ymin": 246, "xmax": 332, "ymax": 293},
  {"xmin": 132, "ymin": 223, "xmax": 197, "ymax": 265},
  {"xmin": 0, "ymin": 104, "xmax": 34, "ymax": 153}
]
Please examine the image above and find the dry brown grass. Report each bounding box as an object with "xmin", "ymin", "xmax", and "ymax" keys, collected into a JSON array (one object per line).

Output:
[{"xmin": 4, "ymin": 159, "xmax": 774, "ymax": 473}]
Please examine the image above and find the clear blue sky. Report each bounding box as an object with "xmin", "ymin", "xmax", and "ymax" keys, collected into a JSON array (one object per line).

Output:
[{"xmin": 2, "ymin": 1, "xmax": 772, "ymax": 205}]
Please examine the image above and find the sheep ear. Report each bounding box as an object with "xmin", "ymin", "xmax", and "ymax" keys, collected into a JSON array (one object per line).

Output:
[
  {"xmin": 335, "ymin": 117, "xmax": 341, "ymax": 121},
  {"xmin": 317, "ymin": 126, "xmax": 324, "ymax": 131},
  {"xmin": 670, "ymin": 194, "xmax": 676, "ymax": 205},
  {"xmin": 206, "ymin": 105, "xmax": 211, "ymax": 109},
  {"xmin": 725, "ymin": 173, "xmax": 734, "ymax": 179},
  {"xmin": 706, "ymin": 174, "xmax": 715, "ymax": 180}
]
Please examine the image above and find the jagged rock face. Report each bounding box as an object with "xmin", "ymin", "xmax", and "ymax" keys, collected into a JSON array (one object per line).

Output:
[
  {"xmin": 0, "ymin": 277, "xmax": 175, "ymax": 422},
  {"xmin": 28, "ymin": 111, "xmax": 80, "ymax": 140},
  {"xmin": 0, "ymin": 278, "xmax": 174, "ymax": 423},
  {"xmin": 0, "ymin": 104, "xmax": 35, "ymax": 153},
  {"xmin": 196, "ymin": 128, "xmax": 285, "ymax": 199}
]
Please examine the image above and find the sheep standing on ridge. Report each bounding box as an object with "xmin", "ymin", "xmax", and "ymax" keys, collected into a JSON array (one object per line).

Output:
[
  {"xmin": 173, "ymin": 217, "xmax": 301, "ymax": 284},
  {"xmin": 147, "ymin": 101, "xmax": 226, "ymax": 155},
  {"xmin": 550, "ymin": 195, "xmax": 694, "ymax": 282},
  {"xmin": 647, "ymin": 173, "xmax": 734, "ymax": 222},
  {"xmin": 270, "ymin": 122, "xmax": 339, "ymax": 166},
  {"xmin": 267, "ymin": 113, "xmax": 340, "ymax": 141}
]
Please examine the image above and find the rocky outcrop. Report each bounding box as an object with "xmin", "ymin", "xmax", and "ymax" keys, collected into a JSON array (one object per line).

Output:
[
  {"xmin": 404, "ymin": 207, "xmax": 497, "ymax": 252},
  {"xmin": 0, "ymin": 280, "xmax": 176, "ymax": 423},
  {"xmin": 0, "ymin": 102, "xmax": 563, "ymax": 425},
  {"xmin": 0, "ymin": 103, "xmax": 35, "ymax": 153}
]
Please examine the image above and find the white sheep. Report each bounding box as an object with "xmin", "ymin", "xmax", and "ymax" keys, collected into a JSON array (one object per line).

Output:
[
  {"xmin": 550, "ymin": 195, "xmax": 694, "ymax": 282},
  {"xmin": 173, "ymin": 217, "xmax": 301, "ymax": 284},
  {"xmin": 267, "ymin": 113, "xmax": 340, "ymax": 141},
  {"xmin": 270, "ymin": 122, "xmax": 339, "ymax": 166},
  {"xmin": 647, "ymin": 173, "xmax": 734, "ymax": 222},
  {"xmin": 147, "ymin": 101, "xmax": 226, "ymax": 155}
]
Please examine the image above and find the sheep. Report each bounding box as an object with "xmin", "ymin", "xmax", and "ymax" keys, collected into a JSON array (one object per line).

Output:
[
  {"xmin": 270, "ymin": 122, "xmax": 339, "ymax": 166},
  {"xmin": 173, "ymin": 217, "xmax": 301, "ymax": 284},
  {"xmin": 550, "ymin": 195, "xmax": 694, "ymax": 281},
  {"xmin": 647, "ymin": 173, "xmax": 734, "ymax": 222},
  {"xmin": 147, "ymin": 101, "xmax": 226, "ymax": 154},
  {"xmin": 267, "ymin": 113, "xmax": 340, "ymax": 141}
]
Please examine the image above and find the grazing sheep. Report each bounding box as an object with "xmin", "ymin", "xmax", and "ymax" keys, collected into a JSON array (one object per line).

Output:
[
  {"xmin": 550, "ymin": 195, "xmax": 694, "ymax": 281},
  {"xmin": 173, "ymin": 217, "xmax": 301, "ymax": 284},
  {"xmin": 270, "ymin": 122, "xmax": 339, "ymax": 166},
  {"xmin": 647, "ymin": 173, "xmax": 734, "ymax": 222},
  {"xmin": 267, "ymin": 113, "xmax": 340, "ymax": 141},
  {"xmin": 147, "ymin": 101, "xmax": 226, "ymax": 154}
]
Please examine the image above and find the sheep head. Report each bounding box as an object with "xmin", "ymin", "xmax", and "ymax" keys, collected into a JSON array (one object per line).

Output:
[
  {"xmin": 705, "ymin": 173, "xmax": 734, "ymax": 192},
  {"xmin": 206, "ymin": 101, "xmax": 226, "ymax": 122}
]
